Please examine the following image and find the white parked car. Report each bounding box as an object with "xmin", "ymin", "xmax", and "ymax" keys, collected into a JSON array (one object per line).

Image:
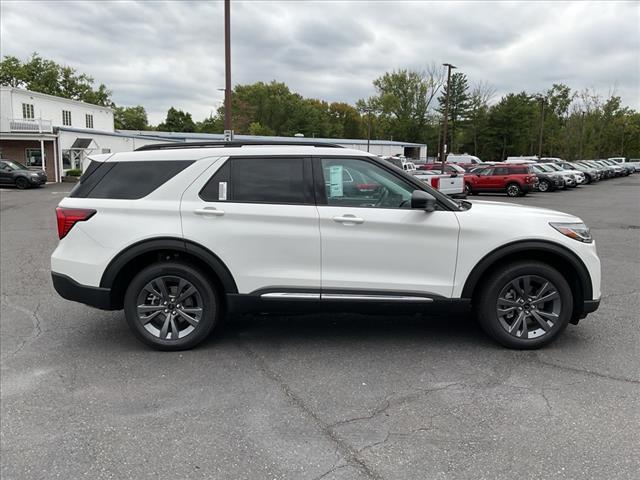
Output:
[
  {"xmin": 608, "ymin": 157, "xmax": 640, "ymax": 173},
  {"xmin": 505, "ymin": 156, "xmax": 538, "ymax": 164},
  {"xmin": 402, "ymin": 161, "xmax": 417, "ymax": 173},
  {"xmin": 51, "ymin": 141, "xmax": 601, "ymax": 350},
  {"xmin": 413, "ymin": 170, "xmax": 465, "ymax": 198},
  {"xmin": 446, "ymin": 154, "xmax": 482, "ymax": 165},
  {"xmin": 543, "ymin": 163, "xmax": 586, "ymax": 185}
]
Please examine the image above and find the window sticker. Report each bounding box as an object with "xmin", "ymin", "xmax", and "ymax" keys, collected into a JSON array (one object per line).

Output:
[
  {"xmin": 328, "ymin": 166, "xmax": 344, "ymax": 197},
  {"xmin": 218, "ymin": 181, "xmax": 227, "ymax": 200}
]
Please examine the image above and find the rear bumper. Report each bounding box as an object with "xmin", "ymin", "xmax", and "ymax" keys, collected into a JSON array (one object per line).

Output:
[{"xmin": 52, "ymin": 272, "xmax": 115, "ymax": 310}]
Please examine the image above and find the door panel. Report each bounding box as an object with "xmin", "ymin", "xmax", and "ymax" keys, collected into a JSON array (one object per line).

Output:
[
  {"xmin": 317, "ymin": 207, "xmax": 460, "ymax": 296},
  {"xmin": 181, "ymin": 157, "xmax": 321, "ymax": 294},
  {"xmin": 315, "ymin": 157, "xmax": 460, "ymax": 297}
]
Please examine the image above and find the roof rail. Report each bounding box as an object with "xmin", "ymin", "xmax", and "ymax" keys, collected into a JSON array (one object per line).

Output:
[{"xmin": 135, "ymin": 140, "xmax": 345, "ymax": 152}]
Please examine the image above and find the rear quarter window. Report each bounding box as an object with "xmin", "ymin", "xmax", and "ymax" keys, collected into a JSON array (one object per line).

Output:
[{"xmin": 69, "ymin": 160, "xmax": 194, "ymax": 199}]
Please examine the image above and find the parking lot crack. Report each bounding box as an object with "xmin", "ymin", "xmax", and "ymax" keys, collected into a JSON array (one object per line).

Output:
[
  {"xmin": 1, "ymin": 295, "xmax": 43, "ymax": 356},
  {"xmin": 534, "ymin": 353, "xmax": 640, "ymax": 384},
  {"xmin": 234, "ymin": 338, "xmax": 384, "ymax": 480}
]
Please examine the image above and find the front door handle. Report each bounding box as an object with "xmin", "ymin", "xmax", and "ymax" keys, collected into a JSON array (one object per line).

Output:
[
  {"xmin": 194, "ymin": 207, "xmax": 225, "ymax": 217},
  {"xmin": 333, "ymin": 214, "xmax": 364, "ymax": 225}
]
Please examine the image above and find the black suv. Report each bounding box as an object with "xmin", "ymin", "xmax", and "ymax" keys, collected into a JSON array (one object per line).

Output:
[{"xmin": 0, "ymin": 160, "xmax": 47, "ymax": 189}]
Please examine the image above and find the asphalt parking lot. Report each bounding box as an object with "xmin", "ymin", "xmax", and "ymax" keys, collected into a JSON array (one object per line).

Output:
[{"xmin": 1, "ymin": 177, "xmax": 639, "ymax": 480}]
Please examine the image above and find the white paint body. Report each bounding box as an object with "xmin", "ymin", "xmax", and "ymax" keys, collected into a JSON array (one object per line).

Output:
[{"xmin": 51, "ymin": 146, "xmax": 601, "ymax": 303}]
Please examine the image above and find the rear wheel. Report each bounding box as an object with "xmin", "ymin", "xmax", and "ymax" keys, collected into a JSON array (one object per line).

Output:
[
  {"xmin": 506, "ymin": 183, "xmax": 522, "ymax": 197},
  {"xmin": 476, "ymin": 261, "xmax": 573, "ymax": 349},
  {"xmin": 124, "ymin": 262, "xmax": 219, "ymax": 350},
  {"xmin": 15, "ymin": 177, "xmax": 29, "ymax": 189}
]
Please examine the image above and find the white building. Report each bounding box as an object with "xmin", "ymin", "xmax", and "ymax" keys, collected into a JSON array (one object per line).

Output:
[
  {"xmin": 0, "ymin": 87, "xmax": 173, "ymax": 181},
  {"xmin": 0, "ymin": 86, "xmax": 428, "ymax": 182}
]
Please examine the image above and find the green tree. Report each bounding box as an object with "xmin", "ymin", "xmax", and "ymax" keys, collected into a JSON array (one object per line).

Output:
[
  {"xmin": 114, "ymin": 105, "xmax": 148, "ymax": 130},
  {"xmin": 196, "ymin": 115, "xmax": 223, "ymax": 134},
  {"xmin": 364, "ymin": 67, "xmax": 442, "ymax": 143},
  {"xmin": 438, "ymin": 72, "xmax": 471, "ymax": 153},
  {"xmin": 0, "ymin": 53, "xmax": 113, "ymax": 106},
  {"xmin": 157, "ymin": 107, "xmax": 196, "ymax": 132}
]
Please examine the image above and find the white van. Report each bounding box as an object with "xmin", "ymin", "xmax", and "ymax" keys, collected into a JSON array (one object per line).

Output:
[
  {"xmin": 609, "ymin": 157, "xmax": 640, "ymax": 172},
  {"xmin": 446, "ymin": 154, "xmax": 482, "ymax": 165}
]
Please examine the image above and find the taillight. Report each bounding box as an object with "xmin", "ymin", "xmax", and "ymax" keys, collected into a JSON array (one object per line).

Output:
[
  {"xmin": 56, "ymin": 207, "xmax": 96, "ymax": 239},
  {"xmin": 430, "ymin": 177, "xmax": 440, "ymax": 189}
]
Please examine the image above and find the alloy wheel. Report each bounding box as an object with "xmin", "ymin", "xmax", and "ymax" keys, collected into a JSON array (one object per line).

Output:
[
  {"xmin": 496, "ymin": 275, "xmax": 561, "ymax": 339},
  {"xmin": 538, "ymin": 180, "xmax": 549, "ymax": 192},
  {"xmin": 136, "ymin": 275, "xmax": 203, "ymax": 340},
  {"xmin": 507, "ymin": 184, "xmax": 521, "ymax": 197}
]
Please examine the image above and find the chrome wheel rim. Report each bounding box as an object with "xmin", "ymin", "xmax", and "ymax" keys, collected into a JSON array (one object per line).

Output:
[
  {"xmin": 136, "ymin": 276, "xmax": 203, "ymax": 340},
  {"xmin": 507, "ymin": 185, "xmax": 519, "ymax": 196},
  {"xmin": 496, "ymin": 275, "xmax": 561, "ymax": 339}
]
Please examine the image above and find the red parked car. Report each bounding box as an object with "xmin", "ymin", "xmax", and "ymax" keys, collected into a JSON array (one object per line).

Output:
[{"xmin": 465, "ymin": 164, "xmax": 538, "ymax": 197}]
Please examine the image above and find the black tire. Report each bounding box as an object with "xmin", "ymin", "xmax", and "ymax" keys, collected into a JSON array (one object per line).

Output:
[
  {"xmin": 506, "ymin": 183, "xmax": 522, "ymax": 197},
  {"xmin": 538, "ymin": 180, "xmax": 551, "ymax": 192},
  {"xmin": 476, "ymin": 261, "xmax": 573, "ymax": 349},
  {"xmin": 124, "ymin": 262, "xmax": 219, "ymax": 350},
  {"xmin": 15, "ymin": 177, "xmax": 29, "ymax": 189}
]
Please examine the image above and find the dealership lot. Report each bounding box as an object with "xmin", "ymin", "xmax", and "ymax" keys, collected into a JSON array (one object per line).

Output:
[{"xmin": 1, "ymin": 178, "xmax": 639, "ymax": 479}]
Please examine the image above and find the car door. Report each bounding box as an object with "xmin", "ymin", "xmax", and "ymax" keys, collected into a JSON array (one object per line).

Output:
[
  {"xmin": 474, "ymin": 167, "xmax": 495, "ymax": 190},
  {"xmin": 180, "ymin": 156, "xmax": 321, "ymax": 294},
  {"xmin": 492, "ymin": 167, "xmax": 511, "ymax": 189},
  {"xmin": 0, "ymin": 161, "xmax": 13, "ymax": 185},
  {"xmin": 314, "ymin": 156, "xmax": 460, "ymax": 298}
]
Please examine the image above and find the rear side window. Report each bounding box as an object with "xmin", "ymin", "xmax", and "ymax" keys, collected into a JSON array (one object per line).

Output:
[
  {"xmin": 70, "ymin": 160, "xmax": 193, "ymax": 199},
  {"xmin": 510, "ymin": 166, "xmax": 528, "ymax": 174},
  {"xmin": 200, "ymin": 157, "xmax": 309, "ymax": 204}
]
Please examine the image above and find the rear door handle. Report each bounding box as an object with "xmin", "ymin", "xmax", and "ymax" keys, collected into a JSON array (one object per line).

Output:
[
  {"xmin": 194, "ymin": 207, "xmax": 225, "ymax": 217},
  {"xmin": 333, "ymin": 215, "xmax": 364, "ymax": 225}
]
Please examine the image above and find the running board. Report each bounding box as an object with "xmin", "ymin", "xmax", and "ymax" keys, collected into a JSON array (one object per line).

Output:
[{"xmin": 260, "ymin": 292, "xmax": 433, "ymax": 302}]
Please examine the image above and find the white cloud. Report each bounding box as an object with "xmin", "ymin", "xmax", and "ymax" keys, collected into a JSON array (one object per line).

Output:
[{"xmin": 1, "ymin": 0, "xmax": 638, "ymax": 123}]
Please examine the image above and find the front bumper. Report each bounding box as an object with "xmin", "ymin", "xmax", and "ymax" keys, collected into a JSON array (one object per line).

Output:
[
  {"xmin": 29, "ymin": 176, "xmax": 47, "ymax": 185},
  {"xmin": 52, "ymin": 272, "xmax": 114, "ymax": 310}
]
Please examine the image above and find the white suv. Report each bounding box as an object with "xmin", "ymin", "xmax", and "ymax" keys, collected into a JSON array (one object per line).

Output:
[{"xmin": 51, "ymin": 141, "xmax": 601, "ymax": 350}]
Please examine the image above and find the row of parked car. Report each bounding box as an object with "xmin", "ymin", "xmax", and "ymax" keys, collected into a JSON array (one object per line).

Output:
[{"xmin": 389, "ymin": 155, "xmax": 638, "ymax": 198}]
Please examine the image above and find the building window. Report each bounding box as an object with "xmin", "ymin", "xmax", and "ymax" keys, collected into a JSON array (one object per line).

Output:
[
  {"xmin": 22, "ymin": 103, "xmax": 35, "ymax": 119},
  {"xmin": 25, "ymin": 148, "xmax": 44, "ymax": 168},
  {"xmin": 62, "ymin": 110, "xmax": 72, "ymax": 126},
  {"xmin": 85, "ymin": 114, "xmax": 94, "ymax": 128}
]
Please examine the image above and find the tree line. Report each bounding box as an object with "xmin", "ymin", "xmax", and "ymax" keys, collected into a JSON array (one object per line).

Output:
[{"xmin": 2, "ymin": 53, "xmax": 638, "ymax": 159}]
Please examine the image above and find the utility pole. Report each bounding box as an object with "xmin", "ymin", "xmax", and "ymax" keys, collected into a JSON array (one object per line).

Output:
[
  {"xmin": 578, "ymin": 111, "xmax": 585, "ymax": 159},
  {"xmin": 537, "ymin": 96, "xmax": 545, "ymax": 158},
  {"xmin": 224, "ymin": 0, "xmax": 232, "ymax": 139},
  {"xmin": 440, "ymin": 63, "xmax": 456, "ymax": 173},
  {"xmin": 367, "ymin": 111, "xmax": 372, "ymax": 152}
]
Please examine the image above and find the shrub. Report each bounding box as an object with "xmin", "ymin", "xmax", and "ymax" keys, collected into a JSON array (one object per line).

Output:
[{"xmin": 66, "ymin": 169, "xmax": 82, "ymax": 177}]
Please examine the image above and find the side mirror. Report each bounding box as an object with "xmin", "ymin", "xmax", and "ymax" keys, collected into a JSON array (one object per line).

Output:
[{"xmin": 411, "ymin": 190, "xmax": 436, "ymax": 212}]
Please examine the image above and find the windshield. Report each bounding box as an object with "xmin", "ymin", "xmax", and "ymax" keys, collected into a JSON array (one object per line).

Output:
[
  {"xmin": 545, "ymin": 164, "xmax": 563, "ymax": 172},
  {"xmin": 2, "ymin": 161, "xmax": 28, "ymax": 171},
  {"xmin": 534, "ymin": 164, "xmax": 553, "ymax": 173}
]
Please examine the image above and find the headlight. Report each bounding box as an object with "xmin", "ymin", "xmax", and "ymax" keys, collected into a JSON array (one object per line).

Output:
[
  {"xmin": 30, "ymin": 173, "xmax": 39, "ymax": 177},
  {"xmin": 550, "ymin": 222, "xmax": 593, "ymax": 243}
]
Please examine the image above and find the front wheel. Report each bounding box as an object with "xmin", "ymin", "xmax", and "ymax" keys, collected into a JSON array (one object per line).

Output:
[
  {"xmin": 506, "ymin": 183, "xmax": 522, "ymax": 197},
  {"xmin": 15, "ymin": 177, "xmax": 30, "ymax": 189},
  {"xmin": 124, "ymin": 262, "xmax": 219, "ymax": 350},
  {"xmin": 476, "ymin": 261, "xmax": 573, "ymax": 349}
]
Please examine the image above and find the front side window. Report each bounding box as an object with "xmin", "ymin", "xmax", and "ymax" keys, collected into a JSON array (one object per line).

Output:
[
  {"xmin": 200, "ymin": 157, "xmax": 309, "ymax": 205},
  {"xmin": 320, "ymin": 158, "xmax": 413, "ymax": 209},
  {"xmin": 85, "ymin": 114, "xmax": 94, "ymax": 128},
  {"xmin": 22, "ymin": 103, "xmax": 35, "ymax": 119},
  {"xmin": 62, "ymin": 110, "xmax": 72, "ymax": 126},
  {"xmin": 476, "ymin": 167, "xmax": 494, "ymax": 176}
]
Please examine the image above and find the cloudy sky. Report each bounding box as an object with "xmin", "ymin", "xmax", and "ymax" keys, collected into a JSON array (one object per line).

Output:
[{"xmin": 1, "ymin": 0, "xmax": 638, "ymax": 123}]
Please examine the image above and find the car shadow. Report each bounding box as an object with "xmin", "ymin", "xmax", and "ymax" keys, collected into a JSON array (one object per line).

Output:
[{"xmin": 204, "ymin": 311, "xmax": 495, "ymax": 351}]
